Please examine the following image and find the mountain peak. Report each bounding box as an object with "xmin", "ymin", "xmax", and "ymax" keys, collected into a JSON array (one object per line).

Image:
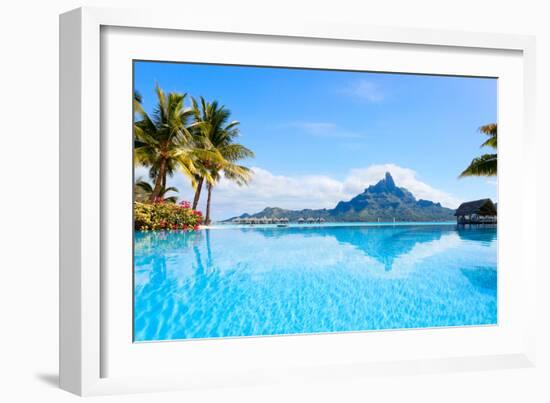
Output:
[
  {"xmin": 384, "ymin": 172, "xmax": 396, "ymax": 189},
  {"xmin": 367, "ymin": 171, "xmax": 399, "ymax": 194},
  {"xmin": 225, "ymin": 171, "xmax": 454, "ymax": 222}
]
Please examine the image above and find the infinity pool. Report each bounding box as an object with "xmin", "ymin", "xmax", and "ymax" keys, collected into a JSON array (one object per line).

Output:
[{"xmin": 133, "ymin": 223, "xmax": 497, "ymax": 342}]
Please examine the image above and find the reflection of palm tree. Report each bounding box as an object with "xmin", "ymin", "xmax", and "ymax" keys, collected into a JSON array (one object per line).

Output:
[
  {"xmin": 460, "ymin": 124, "xmax": 497, "ymax": 177},
  {"xmin": 191, "ymin": 97, "xmax": 254, "ymax": 224},
  {"xmin": 205, "ymin": 229, "xmax": 213, "ymax": 267},
  {"xmin": 193, "ymin": 245, "xmax": 206, "ymax": 276}
]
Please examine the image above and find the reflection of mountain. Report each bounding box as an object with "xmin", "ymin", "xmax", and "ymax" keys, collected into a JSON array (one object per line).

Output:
[
  {"xmin": 135, "ymin": 225, "xmax": 497, "ymax": 279},
  {"xmin": 225, "ymin": 172, "xmax": 455, "ymax": 222},
  {"xmin": 244, "ymin": 224, "xmax": 456, "ymax": 271},
  {"xmin": 329, "ymin": 225, "xmax": 450, "ymax": 271}
]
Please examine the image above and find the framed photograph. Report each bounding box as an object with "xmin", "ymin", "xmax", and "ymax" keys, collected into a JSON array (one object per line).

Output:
[{"xmin": 60, "ymin": 7, "xmax": 538, "ymax": 396}]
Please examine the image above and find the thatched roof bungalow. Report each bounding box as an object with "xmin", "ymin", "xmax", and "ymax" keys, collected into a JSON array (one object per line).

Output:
[{"xmin": 454, "ymin": 198, "xmax": 497, "ymax": 224}]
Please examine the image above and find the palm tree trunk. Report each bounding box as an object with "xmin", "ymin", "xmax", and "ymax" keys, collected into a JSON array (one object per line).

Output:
[
  {"xmin": 205, "ymin": 182, "xmax": 213, "ymax": 225},
  {"xmin": 150, "ymin": 158, "xmax": 167, "ymax": 201},
  {"xmin": 192, "ymin": 177, "xmax": 204, "ymax": 210}
]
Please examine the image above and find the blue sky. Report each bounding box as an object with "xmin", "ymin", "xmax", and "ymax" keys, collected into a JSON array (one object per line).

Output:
[{"xmin": 134, "ymin": 61, "xmax": 497, "ymax": 221}]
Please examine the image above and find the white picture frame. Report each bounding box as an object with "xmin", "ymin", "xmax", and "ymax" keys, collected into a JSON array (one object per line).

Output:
[{"xmin": 60, "ymin": 6, "xmax": 538, "ymax": 396}]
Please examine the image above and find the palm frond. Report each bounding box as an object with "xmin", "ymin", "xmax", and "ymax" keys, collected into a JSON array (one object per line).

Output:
[{"xmin": 459, "ymin": 153, "xmax": 497, "ymax": 177}]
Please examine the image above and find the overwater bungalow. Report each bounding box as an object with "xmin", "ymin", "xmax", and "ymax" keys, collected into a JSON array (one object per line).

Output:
[
  {"xmin": 298, "ymin": 217, "xmax": 305, "ymax": 224},
  {"xmin": 306, "ymin": 217, "xmax": 315, "ymax": 223},
  {"xmin": 454, "ymin": 198, "xmax": 497, "ymax": 224}
]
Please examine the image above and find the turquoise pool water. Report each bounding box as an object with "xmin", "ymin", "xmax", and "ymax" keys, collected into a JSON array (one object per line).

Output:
[{"xmin": 134, "ymin": 223, "xmax": 497, "ymax": 342}]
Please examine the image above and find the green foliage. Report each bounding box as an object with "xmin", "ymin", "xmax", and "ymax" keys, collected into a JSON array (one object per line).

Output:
[
  {"xmin": 190, "ymin": 97, "xmax": 255, "ymax": 223},
  {"xmin": 134, "ymin": 85, "xmax": 198, "ymax": 200},
  {"xmin": 460, "ymin": 123, "xmax": 497, "ymax": 177},
  {"xmin": 459, "ymin": 154, "xmax": 497, "ymax": 177},
  {"xmin": 134, "ymin": 179, "xmax": 179, "ymax": 203},
  {"xmin": 134, "ymin": 201, "xmax": 203, "ymax": 231},
  {"xmin": 133, "ymin": 85, "xmax": 252, "ymax": 221},
  {"xmin": 226, "ymin": 173, "xmax": 456, "ymax": 223}
]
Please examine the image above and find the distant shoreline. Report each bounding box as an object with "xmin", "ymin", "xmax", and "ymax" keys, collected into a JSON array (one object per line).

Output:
[{"xmin": 205, "ymin": 221, "xmax": 460, "ymax": 229}]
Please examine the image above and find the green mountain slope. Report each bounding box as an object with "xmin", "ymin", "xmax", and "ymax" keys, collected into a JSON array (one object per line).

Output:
[{"xmin": 224, "ymin": 172, "xmax": 455, "ymax": 222}]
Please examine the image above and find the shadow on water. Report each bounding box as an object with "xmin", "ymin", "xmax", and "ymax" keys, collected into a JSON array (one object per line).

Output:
[{"xmin": 460, "ymin": 267, "xmax": 497, "ymax": 295}]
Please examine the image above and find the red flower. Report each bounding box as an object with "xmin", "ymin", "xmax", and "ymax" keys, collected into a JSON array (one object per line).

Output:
[{"xmin": 193, "ymin": 225, "xmax": 199, "ymax": 231}]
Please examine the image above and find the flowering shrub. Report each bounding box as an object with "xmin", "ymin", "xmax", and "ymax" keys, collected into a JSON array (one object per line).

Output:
[{"xmin": 134, "ymin": 200, "xmax": 203, "ymax": 231}]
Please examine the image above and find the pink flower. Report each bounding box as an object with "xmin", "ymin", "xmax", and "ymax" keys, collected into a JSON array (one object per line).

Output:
[{"xmin": 179, "ymin": 201, "xmax": 191, "ymax": 209}]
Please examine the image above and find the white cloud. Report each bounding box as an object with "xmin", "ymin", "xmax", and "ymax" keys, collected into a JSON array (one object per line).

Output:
[
  {"xmin": 287, "ymin": 121, "xmax": 366, "ymax": 139},
  {"xmin": 291, "ymin": 122, "xmax": 337, "ymax": 133},
  {"xmin": 137, "ymin": 164, "xmax": 461, "ymax": 221},
  {"xmin": 341, "ymin": 164, "xmax": 462, "ymax": 209},
  {"xmin": 341, "ymin": 79, "xmax": 384, "ymax": 102}
]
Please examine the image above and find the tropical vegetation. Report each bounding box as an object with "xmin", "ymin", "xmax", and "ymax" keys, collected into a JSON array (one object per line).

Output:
[
  {"xmin": 190, "ymin": 97, "xmax": 254, "ymax": 224},
  {"xmin": 134, "ymin": 200, "xmax": 203, "ymax": 231},
  {"xmin": 134, "ymin": 179, "xmax": 179, "ymax": 203},
  {"xmin": 460, "ymin": 123, "xmax": 497, "ymax": 177},
  {"xmin": 133, "ymin": 85, "xmax": 254, "ymax": 228}
]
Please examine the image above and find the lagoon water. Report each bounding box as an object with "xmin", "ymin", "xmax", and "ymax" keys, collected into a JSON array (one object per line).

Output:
[{"xmin": 134, "ymin": 223, "xmax": 497, "ymax": 341}]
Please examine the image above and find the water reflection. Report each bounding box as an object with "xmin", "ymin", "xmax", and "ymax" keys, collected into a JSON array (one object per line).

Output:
[
  {"xmin": 234, "ymin": 224, "xmax": 496, "ymax": 271},
  {"xmin": 457, "ymin": 225, "xmax": 497, "ymax": 244},
  {"xmin": 135, "ymin": 224, "xmax": 497, "ymax": 278},
  {"xmin": 134, "ymin": 224, "xmax": 497, "ymax": 341}
]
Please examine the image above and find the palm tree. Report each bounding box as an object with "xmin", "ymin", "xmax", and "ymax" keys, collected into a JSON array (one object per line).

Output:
[
  {"xmin": 134, "ymin": 85, "xmax": 198, "ymax": 201},
  {"xmin": 460, "ymin": 123, "xmax": 497, "ymax": 177},
  {"xmin": 191, "ymin": 97, "xmax": 254, "ymax": 224},
  {"xmin": 134, "ymin": 179, "xmax": 179, "ymax": 203}
]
